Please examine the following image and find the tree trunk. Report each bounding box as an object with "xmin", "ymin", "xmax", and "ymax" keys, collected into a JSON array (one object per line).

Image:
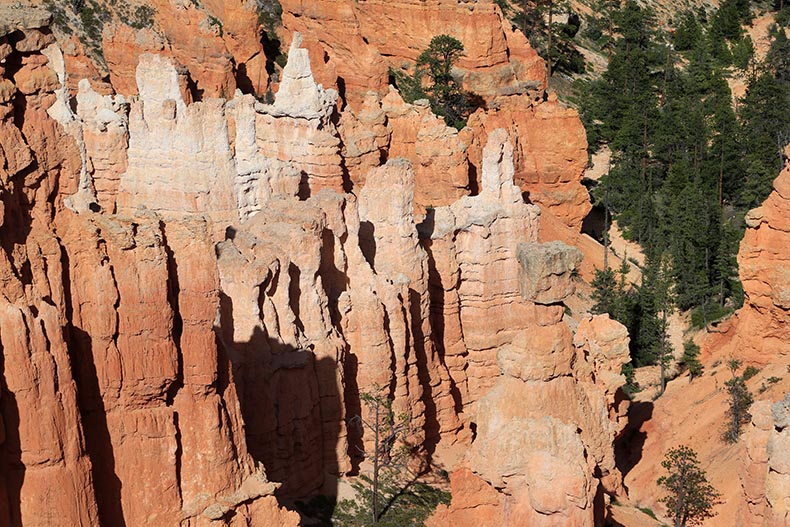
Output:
[
  {"xmin": 373, "ymin": 403, "xmax": 380, "ymax": 523},
  {"xmin": 547, "ymin": 0, "xmax": 553, "ymax": 83}
]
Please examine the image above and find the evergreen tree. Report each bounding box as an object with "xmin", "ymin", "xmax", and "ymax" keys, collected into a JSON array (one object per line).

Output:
[
  {"xmin": 739, "ymin": 31, "xmax": 790, "ymax": 207},
  {"xmin": 658, "ymin": 446, "xmax": 722, "ymax": 526},
  {"xmin": 673, "ymin": 10, "xmax": 703, "ymax": 52},
  {"xmin": 679, "ymin": 340, "xmax": 703, "ymax": 380},
  {"xmin": 591, "ymin": 267, "xmax": 618, "ymax": 316},
  {"xmin": 723, "ymin": 360, "xmax": 754, "ymax": 443}
]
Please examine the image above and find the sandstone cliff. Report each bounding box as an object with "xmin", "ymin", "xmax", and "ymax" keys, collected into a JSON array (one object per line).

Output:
[{"xmin": 0, "ymin": 2, "xmax": 632, "ymax": 525}]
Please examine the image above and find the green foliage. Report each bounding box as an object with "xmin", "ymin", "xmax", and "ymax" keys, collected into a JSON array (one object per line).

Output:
[
  {"xmin": 43, "ymin": 0, "xmax": 72, "ymax": 34},
  {"xmin": 343, "ymin": 386, "xmax": 419, "ymax": 524},
  {"xmin": 392, "ymin": 35, "xmax": 482, "ymax": 130},
  {"xmin": 506, "ymin": 0, "xmax": 586, "ymax": 76},
  {"xmin": 738, "ymin": 31, "xmax": 790, "ymax": 208},
  {"xmin": 576, "ymin": 0, "xmax": 781, "ymax": 341},
  {"xmin": 680, "ymin": 340, "xmax": 703, "ymax": 379},
  {"xmin": 633, "ymin": 252, "xmax": 673, "ymax": 372},
  {"xmin": 207, "ymin": 15, "xmax": 223, "ymax": 36},
  {"xmin": 723, "ymin": 360, "xmax": 754, "ymax": 443},
  {"xmin": 673, "ymin": 10, "xmax": 703, "ymax": 51},
  {"xmin": 742, "ymin": 365, "xmax": 760, "ymax": 381},
  {"xmin": 334, "ymin": 477, "xmax": 450, "ymax": 526},
  {"xmin": 493, "ymin": 0, "xmax": 510, "ymax": 14},
  {"xmin": 657, "ymin": 445, "xmax": 722, "ymax": 526},
  {"xmin": 256, "ymin": 0, "xmax": 282, "ymax": 36},
  {"xmin": 590, "ymin": 267, "xmax": 618, "ymax": 316},
  {"xmin": 638, "ymin": 506, "xmax": 659, "ymax": 520},
  {"xmin": 690, "ymin": 303, "xmax": 734, "ymax": 329},
  {"xmin": 622, "ymin": 362, "xmax": 641, "ymax": 397},
  {"xmin": 118, "ymin": 5, "xmax": 156, "ymax": 29}
]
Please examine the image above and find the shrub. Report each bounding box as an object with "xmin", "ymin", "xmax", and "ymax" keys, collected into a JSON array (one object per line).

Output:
[{"xmin": 742, "ymin": 365, "xmax": 760, "ymax": 381}]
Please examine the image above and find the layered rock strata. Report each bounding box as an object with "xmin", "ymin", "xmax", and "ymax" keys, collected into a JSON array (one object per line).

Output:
[
  {"xmin": 0, "ymin": 4, "xmax": 626, "ymax": 526},
  {"xmin": 279, "ymin": 0, "xmax": 546, "ymax": 108},
  {"xmin": 0, "ymin": 18, "xmax": 297, "ymax": 527}
]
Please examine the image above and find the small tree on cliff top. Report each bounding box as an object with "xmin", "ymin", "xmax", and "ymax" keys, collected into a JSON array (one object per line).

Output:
[
  {"xmin": 658, "ymin": 445, "xmax": 721, "ymax": 527},
  {"xmin": 391, "ymin": 35, "xmax": 481, "ymax": 130}
]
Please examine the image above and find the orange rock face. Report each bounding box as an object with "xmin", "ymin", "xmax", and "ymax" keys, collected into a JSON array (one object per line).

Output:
[
  {"xmin": 101, "ymin": 0, "xmax": 266, "ymax": 99},
  {"xmin": 0, "ymin": 2, "xmax": 620, "ymax": 525},
  {"xmin": 467, "ymin": 93, "xmax": 591, "ymax": 230},
  {"xmin": 0, "ymin": 19, "xmax": 298, "ymax": 527},
  {"xmin": 280, "ymin": 0, "xmax": 546, "ymax": 108}
]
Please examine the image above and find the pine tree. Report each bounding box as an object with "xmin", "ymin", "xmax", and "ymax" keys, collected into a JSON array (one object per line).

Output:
[
  {"xmin": 680, "ymin": 340, "xmax": 703, "ymax": 380},
  {"xmin": 658, "ymin": 446, "xmax": 722, "ymax": 526},
  {"xmin": 723, "ymin": 359, "xmax": 754, "ymax": 443}
]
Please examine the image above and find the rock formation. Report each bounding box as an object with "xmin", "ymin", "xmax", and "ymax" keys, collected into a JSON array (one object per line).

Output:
[
  {"xmin": 0, "ymin": 14, "xmax": 297, "ymax": 527},
  {"xmin": 279, "ymin": 0, "xmax": 546, "ymax": 108},
  {"xmin": 466, "ymin": 92, "xmax": 591, "ymax": 230},
  {"xmin": 0, "ymin": 2, "xmax": 633, "ymax": 526}
]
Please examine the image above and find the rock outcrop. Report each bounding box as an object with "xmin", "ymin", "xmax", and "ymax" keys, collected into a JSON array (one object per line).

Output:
[
  {"xmin": 279, "ymin": 0, "xmax": 546, "ymax": 108},
  {"xmin": 101, "ymin": 0, "xmax": 267, "ymax": 99},
  {"xmin": 278, "ymin": 0, "xmax": 591, "ymax": 227},
  {"xmin": 718, "ymin": 148, "xmax": 790, "ymax": 363},
  {"xmin": 428, "ymin": 314, "xmax": 630, "ymax": 526},
  {"xmin": 466, "ymin": 92, "xmax": 591, "ymax": 230},
  {"xmin": 0, "ymin": 3, "xmax": 628, "ymax": 526},
  {"xmin": 0, "ymin": 17, "xmax": 297, "ymax": 527}
]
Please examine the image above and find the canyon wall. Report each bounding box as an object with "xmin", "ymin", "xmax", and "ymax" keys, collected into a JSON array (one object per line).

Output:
[{"xmin": 0, "ymin": 2, "xmax": 632, "ymax": 525}]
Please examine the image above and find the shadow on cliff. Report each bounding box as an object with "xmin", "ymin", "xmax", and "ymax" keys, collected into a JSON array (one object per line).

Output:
[
  {"xmin": 614, "ymin": 399, "xmax": 654, "ymax": 487},
  {"xmin": 0, "ymin": 350, "xmax": 23, "ymax": 527},
  {"xmin": 418, "ymin": 209, "xmax": 467, "ymax": 419},
  {"xmin": 215, "ymin": 293, "xmax": 342, "ymax": 519},
  {"xmin": 66, "ymin": 326, "xmax": 126, "ymax": 526},
  {"xmin": 60, "ymin": 238, "xmax": 127, "ymax": 527}
]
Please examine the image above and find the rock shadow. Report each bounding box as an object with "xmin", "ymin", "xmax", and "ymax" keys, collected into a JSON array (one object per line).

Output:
[
  {"xmin": 418, "ymin": 210, "xmax": 464, "ymax": 416},
  {"xmin": 215, "ymin": 293, "xmax": 342, "ymax": 515},
  {"xmin": 358, "ymin": 221, "xmax": 376, "ymax": 269},
  {"xmin": 0, "ymin": 350, "xmax": 23, "ymax": 527},
  {"xmin": 615, "ymin": 398, "xmax": 654, "ymax": 485},
  {"xmin": 59, "ymin": 244, "xmax": 126, "ymax": 526}
]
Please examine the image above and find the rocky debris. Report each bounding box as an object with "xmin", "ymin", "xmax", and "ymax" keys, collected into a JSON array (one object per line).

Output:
[
  {"xmin": 230, "ymin": 94, "xmax": 301, "ymax": 219},
  {"xmin": 270, "ymin": 33, "xmax": 338, "ymax": 120},
  {"xmin": 421, "ymin": 128, "xmax": 542, "ymax": 407},
  {"xmin": 741, "ymin": 394, "xmax": 790, "ymax": 526},
  {"xmin": 336, "ymin": 91, "xmax": 391, "ymax": 189},
  {"xmin": 115, "ymin": 54, "xmax": 237, "ymax": 229},
  {"xmin": 422, "ymin": 132, "xmax": 629, "ymax": 525}
]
